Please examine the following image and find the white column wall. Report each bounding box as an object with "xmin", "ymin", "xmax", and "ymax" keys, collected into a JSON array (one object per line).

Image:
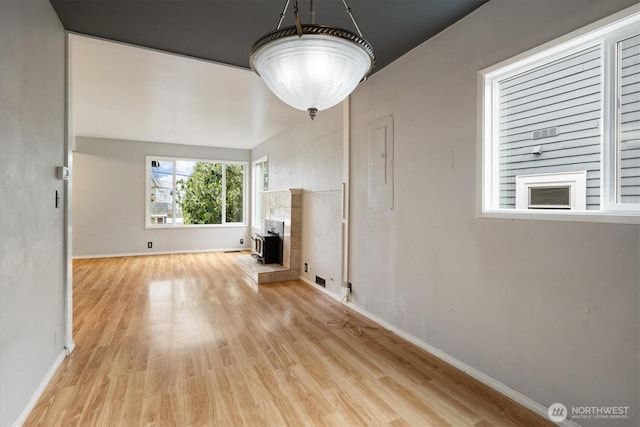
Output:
[{"xmin": 0, "ymin": 1, "xmax": 66, "ymax": 425}]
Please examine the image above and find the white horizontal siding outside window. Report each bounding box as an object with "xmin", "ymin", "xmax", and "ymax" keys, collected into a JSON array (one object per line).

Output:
[
  {"xmin": 479, "ymin": 6, "xmax": 640, "ymax": 223},
  {"xmin": 618, "ymin": 33, "xmax": 640, "ymax": 204}
]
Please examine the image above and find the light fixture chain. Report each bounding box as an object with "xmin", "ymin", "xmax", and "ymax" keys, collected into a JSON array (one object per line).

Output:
[
  {"xmin": 341, "ymin": 0, "xmax": 364, "ymax": 38},
  {"xmin": 310, "ymin": 0, "xmax": 316, "ymax": 24},
  {"xmin": 276, "ymin": 0, "xmax": 292, "ymax": 30},
  {"xmin": 293, "ymin": 0, "xmax": 303, "ymax": 36}
]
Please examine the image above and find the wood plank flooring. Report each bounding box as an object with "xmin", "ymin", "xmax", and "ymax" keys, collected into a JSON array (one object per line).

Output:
[{"xmin": 25, "ymin": 252, "xmax": 553, "ymax": 426}]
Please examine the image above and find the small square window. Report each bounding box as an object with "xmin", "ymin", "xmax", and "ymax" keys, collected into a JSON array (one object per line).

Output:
[{"xmin": 515, "ymin": 171, "xmax": 586, "ymax": 211}]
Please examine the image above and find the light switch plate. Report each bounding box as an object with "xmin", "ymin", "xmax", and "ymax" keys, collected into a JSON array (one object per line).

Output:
[{"xmin": 57, "ymin": 166, "xmax": 69, "ymax": 180}]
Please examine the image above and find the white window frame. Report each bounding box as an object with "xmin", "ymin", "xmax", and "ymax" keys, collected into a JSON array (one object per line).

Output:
[
  {"xmin": 478, "ymin": 5, "xmax": 640, "ymax": 224},
  {"xmin": 515, "ymin": 171, "xmax": 587, "ymax": 210},
  {"xmin": 145, "ymin": 155, "xmax": 248, "ymax": 229}
]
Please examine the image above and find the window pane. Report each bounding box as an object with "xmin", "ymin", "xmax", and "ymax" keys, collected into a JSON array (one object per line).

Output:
[
  {"xmin": 147, "ymin": 157, "xmax": 248, "ymax": 227},
  {"xmin": 262, "ymin": 161, "xmax": 269, "ymax": 191},
  {"xmin": 253, "ymin": 161, "xmax": 268, "ymax": 228},
  {"xmin": 178, "ymin": 161, "xmax": 222, "ymax": 225},
  {"xmin": 529, "ymin": 186, "xmax": 570, "ymax": 208},
  {"xmin": 618, "ymin": 34, "xmax": 640, "ymax": 204},
  {"xmin": 497, "ymin": 46, "xmax": 602, "ymax": 210},
  {"xmin": 226, "ymin": 164, "xmax": 244, "ymax": 223},
  {"xmin": 150, "ymin": 160, "xmax": 174, "ymax": 224}
]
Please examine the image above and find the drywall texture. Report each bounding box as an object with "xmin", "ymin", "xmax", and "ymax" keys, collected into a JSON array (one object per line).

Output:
[
  {"xmin": 0, "ymin": 0, "xmax": 66, "ymax": 425},
  {"xmin": 349, "ymin": 1, "xmax": 640, "ymax": 426},
  {"xmin": 252, "ymin": 106, "xmax": 343, "ymax": 293},
  {"xmin": 73, "ymin": 137, "xmax": 251, "ymax": 257}
]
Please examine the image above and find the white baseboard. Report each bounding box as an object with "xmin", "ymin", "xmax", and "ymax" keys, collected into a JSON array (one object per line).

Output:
[
  {"xmin": 13, "ymin": 350, "xmax": 67, "ymax": 427},
  {"xmin": 298, "ymin": 279, "xmax": 580, "ymax": 427},
  {"xmin": 73, "ymin": 247, "xmax": 249, "ymax": 259}
]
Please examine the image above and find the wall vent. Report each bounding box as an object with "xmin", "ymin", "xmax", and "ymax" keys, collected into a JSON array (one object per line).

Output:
[
  {"xmin": 315, "ymin": 276, "xmax": 326, "ymax": 287},
  {"xmin": 532, "ymin": 127, "xmax": 558, "ymax": 140}
]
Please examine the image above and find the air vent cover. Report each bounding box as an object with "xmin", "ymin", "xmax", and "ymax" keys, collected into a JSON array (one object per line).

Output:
[{"xmin": 532, "ymin": 127, "xmax": 558, "ymax": 140}]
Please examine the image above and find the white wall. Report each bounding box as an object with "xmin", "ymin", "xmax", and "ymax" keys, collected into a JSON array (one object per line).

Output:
[
  {"xmin": 0, "ymin": 1, "xmax": 66, "ymax": 425},
  {"xmin": 73, "ymin": 137, "xmax": 251, "ymax": 257},
  {"xmin": 348, "ymin": 1, "xmax": 639, "ymax": 426},
  {"xmin": 251, "ymin": 106, "xmax": 344, "ymax": 295}
]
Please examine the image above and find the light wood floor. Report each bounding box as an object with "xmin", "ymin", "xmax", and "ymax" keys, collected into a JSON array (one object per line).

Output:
[{"xmin": 25, "ymin": 252, "xmax": 553, "ymax": 426}]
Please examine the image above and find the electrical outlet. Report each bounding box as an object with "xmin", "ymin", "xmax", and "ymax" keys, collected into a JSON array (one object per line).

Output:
[
  {"xmin": 343, "ymin": 281, "xmax": 352, "ymax": 294},
  {"xmin": 240, "ymin": 238, "xmax": 244, "ymax": 245},
  {"xmin": 304, "ymin": 263, "xmax": 308, "ymax": 273},
  {"xmin": 147, "ymin": 242, "xmax": 152, "ymax": 249}
]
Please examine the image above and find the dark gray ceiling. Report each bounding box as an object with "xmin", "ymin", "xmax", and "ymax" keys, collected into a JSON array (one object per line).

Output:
[{"xmin": 49, "ymin": 0, "xmax": 489, "ymax": 75}]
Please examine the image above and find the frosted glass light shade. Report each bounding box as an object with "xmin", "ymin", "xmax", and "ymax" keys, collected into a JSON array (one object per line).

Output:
[{"xmin": 251, "ymin": 26, "xmax": 374, "ymax": 116}]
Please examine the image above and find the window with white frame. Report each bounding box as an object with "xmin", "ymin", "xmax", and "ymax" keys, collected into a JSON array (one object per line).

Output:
[
  {"xmin": 252, "ymin": 157, "xmax": 268, "ymax": 228},
  {"xmin": 480, "ymin": 7, "xmax": 639, "ymax": 221},
  {"xmin": 515, "ymin": 171, "xmax": 586, "ymax": 210},
  {"xmin": 146, "ymin": 156, "xmax": 247, "ymax": 227}
]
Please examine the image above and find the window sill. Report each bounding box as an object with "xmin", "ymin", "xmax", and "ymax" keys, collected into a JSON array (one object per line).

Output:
[
  {"xmin": 478, "ymin": 209, "xmax": 640, "ymax": 225},
  {"xmin": 145, "ymin": 223, "xmax": 248, "ymax": 230}
]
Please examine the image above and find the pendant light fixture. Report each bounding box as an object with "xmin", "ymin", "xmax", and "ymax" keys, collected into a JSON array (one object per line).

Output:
[{"xmin": 250, "ymin": 0, "xmax": 374, "ymax": 119}]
